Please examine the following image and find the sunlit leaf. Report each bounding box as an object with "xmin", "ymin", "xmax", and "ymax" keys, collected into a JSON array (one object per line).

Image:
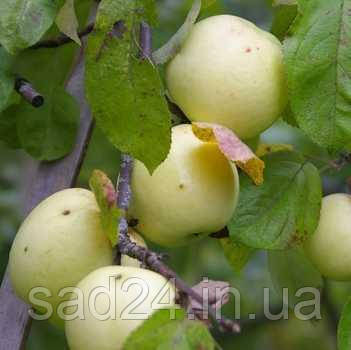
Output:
[
  {"xmin": 56, "ymin": 0, "xmax": 81, "ymax": 45},
  {"xmin": 85, "ymin": 0, "xmax": 171, "ymax": 173},
  {"xmin": 0, "ymin": 0, "xmax": 60, "ymax": 53}
]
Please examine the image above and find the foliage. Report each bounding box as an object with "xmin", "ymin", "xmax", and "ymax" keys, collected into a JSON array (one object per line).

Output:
[
  {"xmin": 0, "ymin": 0, "xmax": 92, "ymax": 159},
  {"xmin": 284, "ymin": 0, "xmax": 351, "ymax": 152},
  {"xmin": 85, "ymin": 0, "xmax": 172, "ymax": 173},
  {"xmin": 220, "ymin": 238, "xmax": 255, "ymax": 273},
  {"xmin": 338, "ymin": 297, "xmax": 351, "ymax": 350},
  {"xmin": 268, "ymin": 248, "xmax": 323, "ymax": 309},
  {"xmin": 0, "ymin": 0, "xmax": 351, "ymax": 349},
  {"xmin": 228, "ymin": 151, "xmax": 322, "ymax": 250},
  {"xmin": 0, "ymin": 0, "xmax": 61, "ymax": 54},
  {"xmin": 123, "ymin": 308, "xmax": 216, "ymax": 350},
  {"xmin": 56, "ymin": 0, "xmax": 81, "ymax": 45}
]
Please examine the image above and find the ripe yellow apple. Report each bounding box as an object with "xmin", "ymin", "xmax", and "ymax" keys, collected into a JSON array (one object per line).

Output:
[
  {"xmin": 304, "ymin": 194, "xmax": 351, "ymax": 281},
  {"xmin": 166, "ymin": 15, "xmax": 287, "ymax": 139},
  {"xmin": 128, "ymin": 124, "xmax": 239, "ymax": 247},
  {"xmin": 120, "ymin": 229, "xmax": 147, "ymax": 268},
  {"xmin": 65, "ymin": 265, "xmax": 176, "ymax": 350},
  {"xmin": 9, "ymin": 188, "xmax": 113, "ymax": 328}
]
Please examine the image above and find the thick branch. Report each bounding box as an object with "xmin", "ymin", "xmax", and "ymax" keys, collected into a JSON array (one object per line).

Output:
[
  {"xmin": 14, "ymin": 78, "xmax": 44, "ymax": 107},
  {"xmin": 31, "ymin": 24, "xmax": 94, "ymax": 49}
]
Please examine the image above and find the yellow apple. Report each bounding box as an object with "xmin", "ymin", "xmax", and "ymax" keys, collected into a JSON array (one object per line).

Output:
[
  {"xmin": 120, "ymin": 229, "xmax": 147, "ymax": 268},
  {"xmin": 9, "ymin": 188, "xmax": 113, "ymax": 328},
  {"xmin": 128, "ymin": 124, "xmax": 239, "ymax": 247},
  {"xmin": 65, "ymin": 265, "xmax": 176, "ymax": 350},
  {"xmin": 166, "ymin": 15, "xmax": 287, "ymax": 139},
  {"xmin": 304, "ymin": 193, "xmax": 351, "ymax": 281}
]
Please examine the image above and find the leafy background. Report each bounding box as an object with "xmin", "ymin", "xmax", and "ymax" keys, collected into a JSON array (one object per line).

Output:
[{"xmin": 0, "ymin": 0, "xmax": 351, "ymax": 349}]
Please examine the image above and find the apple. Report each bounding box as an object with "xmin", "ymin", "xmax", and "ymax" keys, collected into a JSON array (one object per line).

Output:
[
  {"xmin": 128, "ymin": 124, "xmax": 239, "ymax": 247},
  {"xmin": 120, "ymin": 229, "xmax": 147, "ymax": 268},
  {"xmin": 304, "ymin": 193, "xmax": 351, "ymax": 281},
  {"xmin": 9, "ymin": 188, "xmax": 113, "ymax": 328},
  {"xmin": 65, "ymin": 265, "xmax": 176, "ymax": 350},
  {"xmin": 166, "ymin": 15, "xmax": 287, "ymax": 140}
]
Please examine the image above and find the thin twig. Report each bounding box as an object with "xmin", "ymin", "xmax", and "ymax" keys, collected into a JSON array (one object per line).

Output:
[
  {"xmin": 318, "ymin": 152, "xmax": 351, "ymax": 174},
  {"xmin": 14, "ymin": 78, "xmax": 44, "ymax": 107},
  {"xmin": 31, "ymin": 24, "xmax": 94, "ymax": 49},
  {"xmin": 139, "ymin": 22, "xmax": 153, "ymax": 60},
  {"xmin": 116, "ymin": 154, "xmax": 240, "ymax": 332},
  {"xmin": 115, "ymin": 22, "xmax": 241, "ymax": 333}
]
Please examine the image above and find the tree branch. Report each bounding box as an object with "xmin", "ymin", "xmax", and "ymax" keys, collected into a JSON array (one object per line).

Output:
[
  {"xmin": 139, "ymin": 22, "xmax": 153, "ymax": 60},
  {"xmin": 115, "ymin": 22, "xmax": 240, "ymax": 334},
  {"xmin": 14, "ymin": 78, "xmax": 44, "ymax": 107},
  {"xmin": 116, "ymin": 154, "xmax": 240, "ymax": 333},
  {"xmin": 31, "ymin": 24, "xmax": 94, "ymax": 49}
]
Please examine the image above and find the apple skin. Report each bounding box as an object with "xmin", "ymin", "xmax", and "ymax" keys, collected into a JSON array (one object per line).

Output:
[
  {"xmin": 128, "ymin": 124, "xmax": 239, "ymax": 247},
  {"xmin": 9, "ymin": 188, "xmax": 113, "ymax": 328},
  {"xmin": 166, "ymin": 15, "xmax": 287, "ymax": 140},
  {"xmin": 120, "ymin": 229, "xmax": 147, "ymax": 268},
  {"xmin": 304, "ymin": 194, "xmax": 351, "ymax": 281},
  {"xmin": 65, "ymin": 266, "xmax": 176, "ymax": 350}
]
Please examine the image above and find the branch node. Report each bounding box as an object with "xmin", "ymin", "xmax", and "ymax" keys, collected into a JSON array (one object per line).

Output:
[{"xmin": 15, "ymin": 78, "xmax": 44, "ymax": 107}]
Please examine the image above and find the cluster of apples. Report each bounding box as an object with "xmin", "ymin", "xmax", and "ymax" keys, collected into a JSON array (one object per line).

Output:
[
  {"xmin": 9, "ymin": 188, "xmax": 177, "ymax": 349},
  {"xmin": 8, "ymin": 14, "xmax": 351, "ymax": 350}
]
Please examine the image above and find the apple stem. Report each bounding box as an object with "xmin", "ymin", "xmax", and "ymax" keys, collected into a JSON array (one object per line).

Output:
[{"xmin": 210, "ymin": 228, "xmax": 230, "ymax": 239}]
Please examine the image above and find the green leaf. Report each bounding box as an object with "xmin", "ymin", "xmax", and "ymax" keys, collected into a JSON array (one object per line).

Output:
[
  {"xmin": 12, "ymin": 87, "xmax": 78, "ymax": 160},
  {"xmin": 284, "ymin": 0, "xmax": 351, "ymax": 152},
  {"xmin": 227, "ymin": 151, "xmax": 322, "ymax": 250},
  {"xmin": 123, "ymin": 308, "xmax": 216, "ymax": 350},
  {"xmin": 268, "ymin": 248, "xmax": 323, "ymax": 310},
  {"xmin": 56, "ymin": 0, "xmax": 81, "ymax": 45},
  {"xmin": 89, "ymin": 170, "xmax": 122, "ymax": 246},
  {"xmin": 0, "ymin": 103, "xmax": 21, "ymax": 148},
  {"xmin": 10, "ymin": 28, "xmax": 80, "ymax": 158},
  {"xmin": 153, "ymin": 0, "xmax": 201, "ymax": 65},
  {"xmin": 85, "ymin": 0, "xmax": 171, "ymax": 173},
  {"xmin": 0, "ymin": 48, "xmax": 15, "ymax": 113},
  {"xmin": 140, "ymin": 0, "xmax": 158, "ymax": 26},
  {"xmin": 0, "ymin": 0, "xmax": 60, "ymax": 54},
  {"xmin": 338, "ymin": 297, "xmax": 351, "ymax": 350},
  {"xmin": 220, "ymin": 238, "xmax": 255, "ymax": 273},
  {"xmin": 202, "ymin": 0, "xmax": 217, "ymax": 8},
  {"xmin": 271, "ymin": 4, "xmax": 298, "ymax": 41}
]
